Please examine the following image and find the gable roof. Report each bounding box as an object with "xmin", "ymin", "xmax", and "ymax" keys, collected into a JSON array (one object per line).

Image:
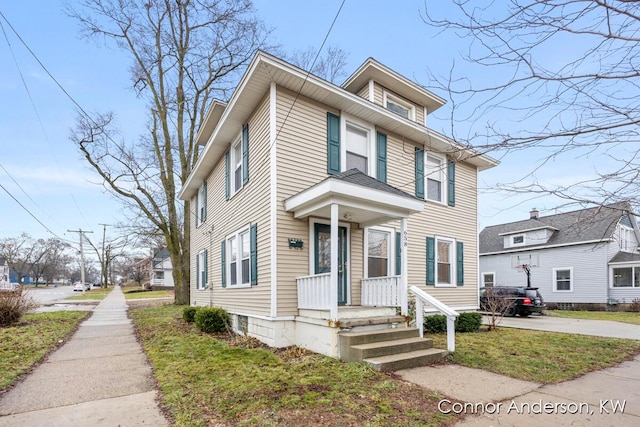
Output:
[
  {"xmin": 179, "ymin": 51, "xmax": 498, "ymax": 200},
  {"xmin": 480, "ymin": 201, "xmax": 633, "ymax": 254}
]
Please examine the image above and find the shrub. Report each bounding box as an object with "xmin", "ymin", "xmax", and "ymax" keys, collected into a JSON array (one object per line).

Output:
[
  {"xmin": 194, "ymin": 307, "xmax": 230, "ymax": 333},
  {"xmin": 182, "ymin": 306, "xmax": 199, "ymax": 323},
  {"xmin": 0, "ymin": 291, "xmax": 38, "ymax": 327},
  {"xmin": 455, "ymin": 312, "xmax": 482, "ymax": 332},
  {"xmin": 423, "ymin": 314, "xmax": 447, "ymax": 333},
  {"xmin": 630, "ymin": 299, "xmax": 640, "ymax": 313}
]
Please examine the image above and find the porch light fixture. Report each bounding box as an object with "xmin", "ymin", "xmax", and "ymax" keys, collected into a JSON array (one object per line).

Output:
[{"xmin": 343, "ymin": 212, "xmax": 353, "ymax": 221}]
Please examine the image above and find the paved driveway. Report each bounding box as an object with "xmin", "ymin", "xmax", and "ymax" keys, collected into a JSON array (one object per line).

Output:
[{"xmin": 484, "ymin": 314, "xmax": 640, "ymax": 340}]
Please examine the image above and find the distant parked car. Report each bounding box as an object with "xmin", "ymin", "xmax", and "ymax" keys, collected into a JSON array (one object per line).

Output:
[
  {"xmin": 0, "ymin": 283, "xmax": 22, "ymax": 294},
  {"xmin": 73, "ymin": 282, "xmax": 91, "ymax": 292},
  {"xmin": 479, "ymin": 286, "xmax": 546, "ymax": 317}
]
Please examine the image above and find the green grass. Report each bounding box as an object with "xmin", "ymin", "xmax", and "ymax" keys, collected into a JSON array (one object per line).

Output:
[
  {"xmin": 65, "ymin": 288, "xmax": 111, "ymax": 300},
  {"xmin": 131, "ymin": 305, "xmax": 459, "ymax": 427},
  {"xmin": 124, "ymin": 290, "xmax": 173, "ymax": 300},
  {"xmin": 0, "ymin": 311, "xmax": 89, "ymax": 390},
  {"xmin": 548, "ymin": 310, "xmax": 640, "ymax": 325},
  {"xmin": 430, "ymin": 327, "xmax": 640, "ymax": 383}
]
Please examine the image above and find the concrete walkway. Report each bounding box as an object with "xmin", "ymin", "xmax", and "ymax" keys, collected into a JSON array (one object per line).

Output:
[
  {"xmin": 399, "ymin": 315, "xmax": 640, "ymax": 426},
  {"xmin": 0, "ymin": 286, "xmax": 168, "ymax": 427}
]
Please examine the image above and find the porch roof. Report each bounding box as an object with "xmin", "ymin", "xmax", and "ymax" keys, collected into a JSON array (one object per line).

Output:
[{"xmin": 284, "ymin": 169, "xmax": 423, "ymax": 227}]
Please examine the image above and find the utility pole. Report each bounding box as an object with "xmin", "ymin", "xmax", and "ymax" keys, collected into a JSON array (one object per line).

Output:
[
  {"xmin": 67, "ymin": 229, "xmax": 93, "ymax": 293},
  {"xmin": 99, "ymin": 223, "xmax": 111, "ymax": 287}
]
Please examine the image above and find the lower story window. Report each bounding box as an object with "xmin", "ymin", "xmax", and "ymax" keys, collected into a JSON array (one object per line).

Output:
[
  {"xmin": 197, "ymin": 249, "xmax": 208, "ymax": 290},
  {"xmin": 482, "ymin": 273, "xmax": 495, "ymax": 287},
  {"xmin": 437, "ymin": 239, "xmax": 452, "ymax": 285},
  {"xmin": 612, "ymin": 267, "xmax": 640, "ymax": 287},
  {"xmin": 227, "ymin": 226, "xmax": 251, "ymax": 287},
  {"xmin": 553, "ymin": 267, "xmax": 572, "ymax": 291},
  {"xmin": 366, "ymin": 228, "xmax": 391, "ymax": 278}
]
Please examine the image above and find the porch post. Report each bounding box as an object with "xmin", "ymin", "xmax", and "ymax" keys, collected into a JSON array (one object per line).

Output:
[
  {"xmin": 401, "ymin": 217, "xmax": 408, "ymax": 316},
  {"xmin": 330, "ymin": 203, "xmax": 339, "ymax": 321}
]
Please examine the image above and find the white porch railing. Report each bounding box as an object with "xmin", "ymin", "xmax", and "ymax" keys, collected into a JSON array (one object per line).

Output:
[
  {"xmin": 297, "ymin": 273, "xmax": 332, "ymax": 310},
  {"xmin": 410, "ymin": 285, "xmax": 459, "ymax": 352},
  {"xmin": 361, "ymin": 276, "xmax": 401, "ymax": 307}
]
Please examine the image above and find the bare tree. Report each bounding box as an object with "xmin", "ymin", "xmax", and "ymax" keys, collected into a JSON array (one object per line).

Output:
[
  {"xmin": 0, "ymin": 234, "xmax": 47, "ymax": 285},
  {"xmin": 423, "ymin": 1, "xmax": 640, "ymax": 211},
  {"xmin": 287, "ymin": 45, "xmax": 349, "ymax": 84},
  {"xmin": 480, "ymin": 287, "xmax": 516, "ymax": 331},
  {"xmin": 67, "ymin": 0, "xmax": 272, "ymax": 304}
]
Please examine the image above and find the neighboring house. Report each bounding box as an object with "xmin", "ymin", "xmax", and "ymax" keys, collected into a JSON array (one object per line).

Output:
[
  {"xmin": 151, "ymin": 248, "xmax": 174, "ymax": 289},
  {"xmin": 179, "ymin": 51, "xmax": 497, "ymax": 362},
  {"xmin": 479, "ymin": 202, "xmax": 640, "ymax": 310},
  {"xmin": 133, "ymin": 256, "xmax": 152, "ymax": 287}
]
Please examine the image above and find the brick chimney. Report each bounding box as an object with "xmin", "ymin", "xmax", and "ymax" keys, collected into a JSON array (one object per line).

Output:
[{"xmin": 530, "ymin": 208, "xmax": 539, "ymax": 220}]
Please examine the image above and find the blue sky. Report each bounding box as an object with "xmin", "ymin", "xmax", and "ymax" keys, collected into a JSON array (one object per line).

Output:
[{"xmin": 0, "ymin": 0, "xmax": 585, "ymax": 244}]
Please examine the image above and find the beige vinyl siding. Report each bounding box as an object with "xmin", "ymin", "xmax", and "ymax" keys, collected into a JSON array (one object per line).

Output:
[
  {"xmin": 275, "ymin": 87, "xmax": 334, "ymax": 316},
  {"xmin": 384, "ymin": 130, "xmax": 479, "ymax": 308},
  {"xmin": 190, "ymin": 92, "xmax": 272, "ymax": 316},
  {"xmin": 372, "ymin": 82, "xmax": 384, "ymax": 106},
  {"xmin": 373, "ymin": 82, "xmax": 427, "ymax": 127},
  {"xmin": 356, "ymin": 83, "xmax": 370, "ymax": 101},
  {"xmin": 416, "ymin": 106, "xmax": 426, "ymax": 127}
]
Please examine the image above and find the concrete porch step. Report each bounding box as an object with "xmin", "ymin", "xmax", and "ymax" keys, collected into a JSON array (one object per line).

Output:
[
  {"xmin": 349, "ymin": 336, "xmax": 434, "ymax": 360},
  {"xmin": 339, "ymin": 327, "xmax": 420, "ymax": 346},
  {"xmin": 363, "ymin": 348, "xmax": 449, "ymax": 372},
  {"xmin": 338, "ymin": 315, "xmax": 407, "ymax": 329}
]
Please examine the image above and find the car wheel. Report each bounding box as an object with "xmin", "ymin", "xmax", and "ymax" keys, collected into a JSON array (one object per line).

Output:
[{"xmin": 504, "ymin": 306, "xmax": 517, "ymax": 317}]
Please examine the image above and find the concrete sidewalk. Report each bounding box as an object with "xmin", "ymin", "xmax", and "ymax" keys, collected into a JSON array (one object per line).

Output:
[
  {"xmin": 399, "ymin": 315, "xmax": 640, "ymax": 426},
  {"xmin": 0, "ymin": 286, "xmax": 168, "ymax": 427}
]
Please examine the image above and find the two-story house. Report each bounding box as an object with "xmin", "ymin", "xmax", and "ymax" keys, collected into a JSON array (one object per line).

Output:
[
  {"xmin": 179, "ymin": 51, "xmax": 497, "ymax": 365},
  {"xmin": 479, "ymin": 202, "xmax": 640, "ymax": 310}
]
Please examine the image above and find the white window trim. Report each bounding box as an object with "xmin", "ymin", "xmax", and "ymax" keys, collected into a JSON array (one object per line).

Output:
[
  {"xmin": 424, "ymin": 151, "xmax": 447, "ymax": 205},
  {"xmin": 610, "ymin": 265, "xmax": 640, "ymax": 288},
  {"xmin": 340, "ymin": 113, "xmax": 375, "ymax": 178},
  {"xmin": 481, "ymin": 272, "xmax": 496, "ymax": 287},
  {"xmin": 229, "ymin": 131, "xmax": 244, "ymax": 198},
  {"xmin": 619, "ymin": 224, "xmax": 635, "ymax": 253},
  {"xmin": 364, "ymin": 226, "xmax": 395, "ymax": 278},
  {"xmin": 511, "ymin": 234, "xmax": 526, "ymax": 247},
  {"xmin": 196, "ymin": 249, "xmax": 208, "ymax": 290},
  {"xmin": 383, "ymin": 90, "xmax": 416, "ymax": 121},
  {"xmin": 552, "ymin": 267, "xmax": 573, "ymax": 292},
  {"xmin": 226, "ymin": 224, "xmax": 251, "ymax": 289},
  {"xmin": 435, "ymin": 236, "xmax": 456, "ymax": 287}
]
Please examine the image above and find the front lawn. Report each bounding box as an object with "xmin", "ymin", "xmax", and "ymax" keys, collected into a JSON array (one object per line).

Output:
[
  {"xmin": 430, "ymin": 327, "xmax": 640, "ymax": 383},
  {"xmin": 131, "ymin": 305, "xmax": 459, "ymax": 427},
  {"xmin": 124, "ymin": 290, "xmax": 173, "ymax": 300},
  {"xmin": 65, "ymin": 288, "xmax": 111, "ymax": 301},
  {"xmin": 548, "ymin": 310, "xmax": 640, "ymax": 325},
  {"xmin": 0, "ymin": 311, "xmax": 89, "ymax": 390}
]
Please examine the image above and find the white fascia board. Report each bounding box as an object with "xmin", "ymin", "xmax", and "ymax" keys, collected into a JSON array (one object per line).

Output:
[
  {"xmin": 498, "ymin": 226, "xmax": 559, "ymax": 236},
  {"xmin": 480, "ymin": 239, "xmax": 611, "ymax": 256}
]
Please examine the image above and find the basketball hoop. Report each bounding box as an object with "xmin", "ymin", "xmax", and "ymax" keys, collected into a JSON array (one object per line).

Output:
[{"xmin": 515, "ymin": 264, "xmax": 525, "ymax": 273}]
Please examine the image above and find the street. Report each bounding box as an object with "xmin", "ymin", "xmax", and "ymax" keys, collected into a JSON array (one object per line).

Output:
[{"xmin": 23, "ymin": 285, "xmax": 76, "ymax": 306}]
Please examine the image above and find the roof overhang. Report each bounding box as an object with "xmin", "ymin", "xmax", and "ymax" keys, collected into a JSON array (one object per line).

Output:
[
  {"xmin": 195, "ymin": 100, "xmax": 227, "ymax": 146},
  {"xmin": 179, "ymin": 51, "xmax": 498, "ymax": 200},
  {"xmin": 284, "ymin": 177, "xmax": 424, "ymax": 227},
  {"xmin": 498, "ymin": 226, "xmax": 558, "ymax": 236}
]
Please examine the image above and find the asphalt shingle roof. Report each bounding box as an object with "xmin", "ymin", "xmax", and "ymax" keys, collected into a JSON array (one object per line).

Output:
[
  {"xmin": 331, "ymin": 168, "xmax": 417, "ymax": 200},
  {"xmin": 480, "ymin": 201, "xmax": 631, "ymax": 254}
]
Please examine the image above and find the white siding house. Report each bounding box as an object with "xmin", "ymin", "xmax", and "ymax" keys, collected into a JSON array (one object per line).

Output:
[{"xmin": 479, "ymin": 202, "xmax": 640, "ymax": 309}]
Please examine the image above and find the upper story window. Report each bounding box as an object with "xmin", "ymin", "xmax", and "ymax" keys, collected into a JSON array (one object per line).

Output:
[
  {"xmin": 225, "ymin": 124, "xmax": 249, "ymax": 200},
  {"xmin": 512, "ymin": 234, "xmax": 526, "ymax": 246},
  {"xmin": 195, "ymin": 181, "xmax": 207, "ymax": 227},
  {"xmin": 383, "ymin": 90, "xmax": 415, "ymax": 121},
  {"xmin": 345, "ymin": 123, "xmax": 369, "ymax": 174},
  {"xmin": 426, "ymin": 154, "xmax": 444, "ymax": 203},
  {"xmin": 619, "ymin": 225, "xmax": 635, "ymax": 252}
]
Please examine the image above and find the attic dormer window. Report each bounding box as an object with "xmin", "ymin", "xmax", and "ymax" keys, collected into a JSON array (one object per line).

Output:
[
  {"xmin": 512, "ymin": 234, "xmax": 525, "ymax": 246},
  {"xmin": 383, "ymin": 91, "xmax": 415, "ymax": 121}
]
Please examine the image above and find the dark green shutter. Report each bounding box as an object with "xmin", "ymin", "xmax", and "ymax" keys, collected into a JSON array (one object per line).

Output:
[
  {"xmin": 448, "ymin": 160, "xmax": 456, "ymax": 206},
  {"xmin": 456, "ymin": 241, "xmax": 464, "ymax": 286},
  {"xmin": 202, "ymin": 181, "xmax": 207, "ymax": 222},
  {"xmin": 395, "ymin": 232, "xmax": 401, "ymax": 276},
  {"xmin": 225, "ymin": 151, "xmax": 230, "ymax": 200},
  {"xmin": 196, "ymin": 252, "xmax": 200, "ymax": 289},
  {"xmin": 221, "ymin": 240, "xmax": 226, "ymax": 288},
  {"xmin": 250, "ymin": 223, "xmax": 258, "ymax": 286},
  {"xmin": 242, "ymin": 124, "xmax": 249, "ymax": 185},
  {"xmin": 376, "ymin": 132, "xmax": 387, "ymax": 183},
  {"xmin": 426, "ymin": 236, "xmax": 435, "ymax": 286},
  {"xmin": 327, "ymin": 112, "xmax": 341, "ymax": 175},
  {"xmin": 415, "ymin": 147, "xmax": 424, "ymax": 199}
]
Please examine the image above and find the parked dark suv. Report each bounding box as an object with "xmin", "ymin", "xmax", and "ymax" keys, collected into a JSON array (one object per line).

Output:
[{"xmin": 479, "ymin": 286, "xmax": 546, "ymax": 317}]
